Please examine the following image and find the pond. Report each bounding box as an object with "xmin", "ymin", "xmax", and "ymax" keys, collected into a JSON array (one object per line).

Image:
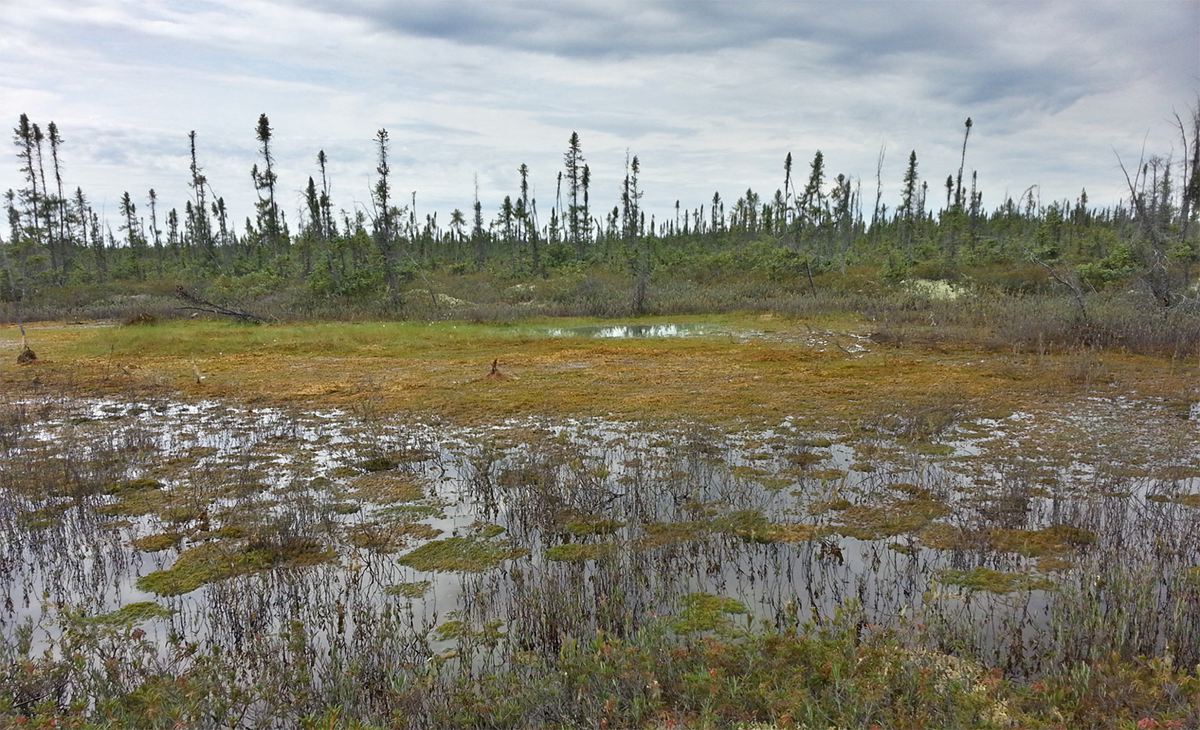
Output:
[
  {"xmin": 0, "ymin": 388, "xmax": 1197, "ymax": 722},
  {"xmin": 539, "ymin": 323, "xmax": 718, "ymax": 338}
]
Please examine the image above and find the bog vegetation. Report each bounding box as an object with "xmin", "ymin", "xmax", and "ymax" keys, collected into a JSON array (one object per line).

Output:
[{"xmin": 0, "ymin": 111, "xmax": 1199, "ymax": 729}]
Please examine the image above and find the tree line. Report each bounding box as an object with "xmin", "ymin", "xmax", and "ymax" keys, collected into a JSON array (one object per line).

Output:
[{"xmin": 4, "ymin": 111, "xmax": 1199, "ymax": 309}]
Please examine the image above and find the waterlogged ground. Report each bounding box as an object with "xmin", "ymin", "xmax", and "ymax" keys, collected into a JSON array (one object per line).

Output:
[
  {"xmin": 0, "ymin": 382, "xmax": 1198, "ymax": 678},
  {"xmin": 0, "ymin": 316, "xmax": 1199, "ymax": 726}
]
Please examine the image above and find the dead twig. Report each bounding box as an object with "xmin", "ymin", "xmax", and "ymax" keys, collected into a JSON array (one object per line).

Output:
[{"xmin": 175, "ymin": 286, "xmax": 271, "ymax": 322}]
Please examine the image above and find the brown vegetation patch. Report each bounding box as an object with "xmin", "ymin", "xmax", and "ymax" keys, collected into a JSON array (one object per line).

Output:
[
  {"xmin": 131, "ymin": 532, "xmax": 182, "ymax": 552},
  {"xmin": 920, "ymin": 523, "xmax": 976, "ymax": 551},
  {"xmin": 136, "ymin": 537, "xmax": 333, "ymax": 595},
  {"xmin": 346, "ymin": 521, "xmax": 442, "ymax": 552},
  {"xmin": 8, "ymin": 316, "xmax": 1192, "ymax": 431},
  {"xmin": 1169, "ymin": 494, "xmax": 1200, "ymax": 508},
  {"xmin": 987, "ymin": 524, "xmax": 1096, "ymax": 557},
  {"xmin": 345, "ymin": 473, "xmax": 425, "ymax": 503},
  {"xmin": 832, "ymin": 486, "xmax": 951, "ymax": 540}
]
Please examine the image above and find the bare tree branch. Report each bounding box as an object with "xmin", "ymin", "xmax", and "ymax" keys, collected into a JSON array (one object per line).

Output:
[{"xmin": 175, "ymin": 286, "xmax": 270, "ymax": 322}]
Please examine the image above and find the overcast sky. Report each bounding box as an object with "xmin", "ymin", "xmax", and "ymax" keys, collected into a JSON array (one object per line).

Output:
[{"xmin": 1, "ymin": 0, "xmax": 1196, "ymax": 235}]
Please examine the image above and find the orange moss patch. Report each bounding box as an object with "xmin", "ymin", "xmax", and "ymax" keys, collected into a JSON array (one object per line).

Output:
[
  {"xmin": 987, "ymin": 524, "xmax": 1096, "ymax": 557},
  {"xmin": 345, "ymin": 473, "xmax": 426, "ymax": 503},
  {"xmin": 1, "ymin": 317, "xmax": 1193, "ymax": 429}
]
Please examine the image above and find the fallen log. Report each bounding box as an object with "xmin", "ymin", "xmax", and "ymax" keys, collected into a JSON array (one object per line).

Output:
[{"xmin": 175, "ymin": 286, "xmax": 270, "ymax": 322}]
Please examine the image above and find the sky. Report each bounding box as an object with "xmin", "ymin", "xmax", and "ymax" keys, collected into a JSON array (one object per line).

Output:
[{"xmin": 1, "ymin": 0, "xmax": 1197, "ymax": 236}]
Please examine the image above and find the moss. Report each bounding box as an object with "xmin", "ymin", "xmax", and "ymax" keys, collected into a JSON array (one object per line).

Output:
[
  {"xmin": 434, "ymin": 616, "xmax": 505, "ymax": 644},
  {"xmin": 434, "ymin": 619, "xmax": 467, "ymax": 640},
  {"xmin": 1157, "ymin": 465, "xmax": 1200, "ymax": 481},
  {"xmin": 394, "ymin": 522, "xmax": 443, "ymax": 541},
  {"xmin": 806, "ymin": 497, "xmax": 853, "ymax": 515},
  {"xmin": 346, "ymin": 524, "xmax": 396, "ymax": 552},
  {"xmin": 104, "ymin": 478, "xmax": 164, "ymax": 495},
  {"xmin": 472, "ymin": 522, "xmax": 507, "ymax": 539},
  {"xmin": 565, "ymin": 519, "xmax": 624, "ymax": 537},
  {"xmin": 219, "ymin": 482, "xmax": 269, "ymax": 498},
  {"xmin": 1036, "ymin": 556, "xmax": 1076, "ymax": 572},
  {"xmin": 137, "ymin": 542, "xmax": 239, "ymax": 595},
  {"xmin": 99, "ymin": 488, "xmax": 169, "ymax": 517},
  {"xmin": 915, "ymin": 442, "xmax": 955, "ymax": 456},
  {"xmin": 772, "ymin": 523, "xmax": 827, "ymax": 542},
  {"xmin": 19, "ymin": 502, "xmax": 71, "ymax": 530},
  {"xmin": 131, "ymin": 532, "xmax": 181, "ymax": 552},
  {"xmin": 636, "ymin": 521, "xmax": 710, "ymax": 550},
  {"xmin": 385, "ymin": 581, "xmax": 431, "ymax": 598},
  {"xmin": 355, "ymin": 456, "xmax": 399, "ymax": 473},
  {"xmin": 137, "ymin": 538, "xmax": 333, "ymax": 596},
  {"xmin": 88, "ymin": 601, "xmax": 173, "ymax": 625},
  {"xmin": 345, "ymin": 520, "xmax": 440, "ymax": 552},
  {"xmin": 346, "ymin": 473, "xmax": 425, "ymax": 503},
  {"xmin": 671, "ymin": 592, "xmax": 746, "ymax": 633},
  {"xmin": 636, "ymin": 511, "xmax": 822, "ymax": 549},
  {"xmin": 937, "ymin": 567, "xmax": 1054, "ymax": 594},
  {"xmin": 786, "ymin": 452, "xmax": 827, "ymax": 468},
  {"xmin": 759, "ymin": 476, "xmax": 795, "ymax": 491},
  {"xmin": 806, "ymin": 468, "xmax": 848, "ymax": 482},
  {"xmin": 1171, "ymin": 494, "xmax": 1200, "ymax": 508},
  {"xmin": 988, "ymin": 524, "xmax": 1096, "ymax": 557},
  {"xmin": 730, "ymin": 465, "xmax": 771, "ymax": 481},
  {"xmin": 398, "ymin": 535, "xmax": 528, "ymax": 573},
  {"xmin": 546, "ymin": 542, "xmax": 618, "ymax": 562},
  {"xmin": 161, "ymin": 504, "xmax": 204, "ymax": 524},
  {"xmin": 921, "ymin": 523, "xmax": 975, "ymax": 550},
  {"xmin": 714, "ymin": 509, "xmax": 777, "ymax": 543},
  {"xmin": 833, "ymin": 489, "xmax": 951, "ymax": 540},
  {"xmin": 377, "ymin": 503, "xmax": 447, "ymax": 522}
]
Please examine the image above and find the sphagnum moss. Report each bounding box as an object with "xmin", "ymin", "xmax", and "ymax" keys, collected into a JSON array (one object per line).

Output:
[{"xmin": 3, "ymin": 315, "xmax": 1194, "ymax": 429}]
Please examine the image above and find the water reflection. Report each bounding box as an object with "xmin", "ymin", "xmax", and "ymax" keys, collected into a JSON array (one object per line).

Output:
[
  {"xmin": 541, "ymin": 323, "xmax": 713, "ymax": 338},
  {"xmin": 0, "ymin": 392, "xmax": 1196, "ymax": 681}
]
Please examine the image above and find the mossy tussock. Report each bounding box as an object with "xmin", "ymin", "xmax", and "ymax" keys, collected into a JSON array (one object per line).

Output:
[
  {"xmin": 345, "ymin": 473, "xmax": 426, "ymax": 503},
  {"xmin": 937, "ymin": 566, "xmax": 1055, "ymax": 594},
  {"xmin": 986, "ymin": 523, "xmax": 1096, "ymax": 557},
  {"xmin": 564, "ymin": 518, "xmax": 624, "ymax": 536},
  {"xmin": 398, "ymin": 525, "xmax": 527, "ymax": 572},
  {"xmin": 635, "ymin": 510, "xmax": 826, "ymax": 551},
  {"xmin": 832, "ymin": 484, "xmax": 952, "ymax": 540},
  {"xmin": 671, "ymin": 591, "xmax": 747, "ymax": 633},
  {"xmin": 346, "ymin": 521, "xmax": 441, "ymax": 552},
  {"xmin": 88, "ymin": 601, "xmax": 173, "ymax": 624},
  {"xmin": 384, "ymin": 581, "xmax": 431, "ymax": 598},
  {"xmin": 545, "ymin": 542, "xmax": 618, "ymax": 562},
  {"xmin": 137, "ymin": 537, "xmax": 333, "ymax": 595},
  {"xmin": 130, "ymin": 532, "xmax": 182, "ymax": 552}
]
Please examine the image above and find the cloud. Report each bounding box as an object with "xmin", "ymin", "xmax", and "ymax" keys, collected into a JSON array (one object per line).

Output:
[{"xmin": 0, "ymin": 0, "xmax": 1195, "ymax": 228}]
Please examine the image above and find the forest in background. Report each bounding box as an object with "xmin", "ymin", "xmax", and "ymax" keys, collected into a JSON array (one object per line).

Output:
[{"xmin": 3, "ymin": 111, "xmax": 1199, "ymax": 329}]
